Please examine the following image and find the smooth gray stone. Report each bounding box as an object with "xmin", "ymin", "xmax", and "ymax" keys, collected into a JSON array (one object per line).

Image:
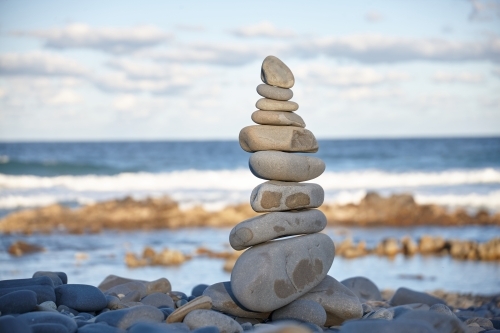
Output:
[
  {"xmin": 366, "ymin": 308, "xmax": 393, "ymax": 320},
  {"xmin": 250, "ymin": 181, "xmax": 324, "ymax": 212},
  {"xmin": 95, "ymin": 305, "xmax": 164, "ymax": 329},
  {"xmin": 37, "ymin": 301, "xmax": 57, "ymax": 311},
  {"xmin": 256, "ymin": 84, "xmax": 293, "ymax": 101},
  {"xmin": 58, "ymin": 304, "xmax": 79, "ymax": 316},
  {"xmin": 340, "ymin": 276, "xmax": 382, "ymax": 302},
  {"xmin": 299, "ymin": 275, "xmax": 363, "ymax": 326},
  {"xmin": 397, "ymin": 311, "xmax": 467, "ymax": 333},
  {"xmin": 17, "ymin": 312, "xmax": 77, "ymax": 333},
  {"xmin": 78, "ymin": 323, "xmax": 127, "ymax": 333},
  {"xmin": 251, "ymin": 111, "xmax": 305, "ymax": 128},
  {"xmin": 129, "ymin": 322, "xmax": 189, "ymax": 333},
  {"xmin": 0, "ymin": 277, "xmax": 55, "ymax": 304},
  {"xmin": 230, "ymin": 209, "xmax": 326, "ymax": 250},
  {"xmin": 202, "ymin": 282, "xmax": 270, "ymax": 319},
  {"xmin": 98, "ymin": 275, "xmax": 147, "ymax": 292},
  {"xmin": 339, "ymin": 319, "xmax": 438, "ymax": 333},
  {"xmin": 0, "ymin": 315, "xmax": 33, "ymax": 333},
  {"xmin": 256, "ymin": 98, "xmax": 298, "ymax": 112},
  {"xmin": 146, "ymin": 278, "xmax": 172, "ymax": 295},
  {"xmin": 272, "ymin": 299, "xmax": 326, "ymax": 327},
  {"xmin": 120, "ymin": 290, "xmax": 141, "ymax": 303},
  {"xmin": 183, "ymin": 309, "xmax": 243, "ymax": 333},
  {"xmin": 55, "ymin": 284, "xmax": 107, "ymax": 312},
  {"xmin": 231, "ymin": 233, "xmax": 335, "ymax": 312},
  {"xmin": 105, "ymin": 295, "xmax": 122, "ymax": 310},
  {"xmin": 390, "ymin": 287, "xmax": 445, "ymax": 307},
  {"xmin": 0, "ymin": 290, "xmax": 37, "ymax": 314},
  {"xmin": 31, "ymin": 323, "xmax": 68, "ymax": 333},
  {"xmin": 249, "ymin": 151, "xmax": 325, "ymax": 182},
  {"xmin": 104, "ymin": 281, "xmax": 147, "ymax": 299},
  {"xmin": 261, "ymin": 55, "xmax": 295, "ymax": 89},
  {"xmin": 193, "ymin": 326, "xmax": 220, "ymax": 333},
  {"xmin": 361, "ymin": 303, "xmax": 373, "ymax": 314},
  {"xmin": 239, "ymin": 125, "xmax": 318, "ymax": 153},
  {"xmin": 141, "ymin": 293, "xmax": 175, "ymax": 308},
  {"xmin": 387, "ymin": 304, "xmax": 430, "ymax": 318},
  {"xmin": 33, "ymin": 272, "xmax": 65, "ymax": 286},
  {"xmin": 429, "ymin": 304, "xmax": 455, "ymax": 317},
  {"xmin": 192, "ymin": 284, "xmax": 209, "ymax": 297},
  {"xmin": 464, "ymin": 317, "xmax": 494, "ymax": 329}
]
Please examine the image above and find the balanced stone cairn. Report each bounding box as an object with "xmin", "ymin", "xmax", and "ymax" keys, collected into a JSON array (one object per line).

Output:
[{"xmin": 208, "ymin": 55, "xmax": 363, "ymax": 327}]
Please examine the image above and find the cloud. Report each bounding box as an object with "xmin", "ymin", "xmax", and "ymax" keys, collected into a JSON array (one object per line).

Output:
[
  {"xmin": 231, "ymin": 21, "xmax": 296, "ymax": 38},
  {"xmin": 365, "ymin": 10, "xmax": 384, "ymax": 22},
  {"xmin": 112, "ymin": 94, "xmax": 137, "ymax": 111},
  {"xmin": 469, "ymin": 0, "xmax": 500, "ymax": 21},
  {"xmin": 492, "ymin": 67, "xmax": 500, "ymax": 77},
  {"xmin": 13, "ymin": 23, "xmax": 172, "ymax": 54},
  {"xmin": 44, "ymin": 89, "xmax": 83, "ymax": 106},
  {"xmin": 175, "ymin": 24, "xmax": 205, "ymax": 32},
  {"xmin": 336, "ymin": 87, "xmax": 403, "ymax": 101},
  {"xmin": 0, "ymin": 52, "xmax": 88, "ymax": 76},
  {"xmin": 432, "ymin": 71, "xmax": 485, "ymax": 83},
  {"xmin": 90, "ymin": 72, "xmax": 189, "ymax": 95},
  {"xmin": 295, "ymin": 64, "xmax": 409, "ymax": 87}
]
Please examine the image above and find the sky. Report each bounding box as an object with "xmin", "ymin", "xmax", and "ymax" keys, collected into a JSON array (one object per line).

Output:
[{"xmin": 0, "ymin": 0, "xmax": 499, "ymax": 140}]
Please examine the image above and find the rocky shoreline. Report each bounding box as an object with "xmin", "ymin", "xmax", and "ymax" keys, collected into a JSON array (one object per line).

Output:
[{"xmin": 1, "ymin": 192, "xmax": 499, "ymax": 235}]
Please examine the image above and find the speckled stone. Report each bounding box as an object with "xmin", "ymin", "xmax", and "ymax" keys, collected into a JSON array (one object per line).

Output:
[
  {"xmin": 249, "ymin": 151, "xmax": 325, "ymax": 182},
  {"xmin": 256, "ymin": 98, "xmax": 298, "ymax": 112},
  {"xmin": 33, "ymin": 271, "xmax": 67, "ymax": 286},
  {"xmin": 0, "ymin": 315, "xmax": 32, "ymax": 333},
  {"xmin": 55, "ymin": 284, "xmax": 107, "ymax": 312},
  {"xmin": 256, "ymin": 84, "xmax": 293, "ymax": 101},
  {"xmin": 261, "ymin": 55, "xmax": 295, "ymax": 89},
  {"xmin": 104, "ymin": 281, "xmax": 147, "ymax": 299},
  {"xmin": 17, "ymin": 312, "xmax": 78, "ymax": 333},
  {"xmin": 239, "ymin": 125, "xmax": 318, "ymax": 153},
  {"xmin": 250, "ymin": 181, "xmax": 324, "ymax": 212},
  {"xmin": 202, "ymin": 282, "xmax": 270, "ymax": 319},
  {"xmin": 340, "ymin": 277, "xmax": 383, "ymax": 302},
  {"xmin": 251, "ymin": 111, "xmax": 305, "ymax": 128},
  {"xmin": 390, "ymin": 287, "xmax": 445, "ymax": 307},
  {"xmin": 299, "ymin": 275, "xmax": 363, "ymax": 326},
  {"xmin": 0, "ymin": 276, "xmax": 55, "ymax": 304},
  {"xmin": 397, "ymin": 310, "xmax": 467, "ymax": 332},
  {"xmin": 141, "ymin": 293, "xmax": 175, "ymax": 308},
  {"xmin": 229, "ymin": 209, "xmax": 326, "ymax": 250},
  {"xmin": 184, "ymin": 309, "xmax": 243, "ymax": 333},
  {"xmin": 167, "ymin": 296, "xmax": 213, "ymax": 323},
  {"xmin": 0, "ymin": 290, "xmax": 37, "ymax": 314},
  {"xmin": 272, "ymin": 299, "xmax": 326, "ymax": 326},
  {"xmin": 230, "ymin": 233, "xmax": 335, "ymax": 312},
  {"xmin": 95, "ymin": 305, "xmax": 164, "ymax": 329}
]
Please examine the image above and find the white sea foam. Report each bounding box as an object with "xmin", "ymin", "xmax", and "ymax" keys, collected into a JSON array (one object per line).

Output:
[
  {"xmin": 0, "ymin": 194, "xmax": 95, "ymax": 209},
  {"xmin": 415, "ymin": 191, "xmax": 500, "ymax": 211}
]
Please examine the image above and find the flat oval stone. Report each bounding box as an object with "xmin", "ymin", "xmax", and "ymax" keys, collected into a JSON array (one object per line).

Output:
[
  {"xmin": 249, "ymin": 151, "xmax": 325, "ymax": 182},
  {"xmin": 229, "ymin": 209, "xmax": 327, "ymax": 250},
  {"xmin": 0, "ymin": 290, "xmax": 37, "ymax": 314},
  {"xmin": 299, "ymin": 275, "xmax": 363, "ymax": 326},
  {"xmin": 0, "ymin": 276, "xmax": 55, "ymax": 304},
  {"xmin": 261, "ymin": 55, "xmax": 295, "ymax": 88},
  {"xmin": 55, "ymin": 284, "xmax": 107, "ymax": 312},
  {"xmin": 251, "ymin": 111, "xmax": 305, "ymax": 128},
  {"xmin": 202, "ymin": 282, "xmax": 270, "ymax": 319},
  {"xmin": 230, "ymin": 233, "xmax": 335, "ymax": 312},
  {"xmin": 390, "ymin": 287, "xmax": 445, "ymax": 307},
  {"xmin": 33, "ymin": 271, "xmax": 66, "ymax": 286},
  {"xmin": 239, "ymin": 125, "xmax": 318, "ymax": 153},
  {"xmin": 256, "ymin": 84, "xmax": 293, "ymax": 101},
  {"xmin": 250, "ymin": 181, "xmax": 324, "ymax": 212},
  {"xmin": 256, "ymin": 98, "xmax": 298, "ymax": 112},
  {"xmin": 184, "ymin": 309, "xmax": 243, "ymax": 333},
  {"xmin": 95, "ymin": 305, "xmax": 164, "ymax": 329},
  {"xmin": 272, "ymin": 299, "xmax": 326, "ymax": 327},
  {"xmin": 0, "ymin": 315, "xmax": 32, "ymax": 333},
  {"xmin": 17, "ymin": 312, "xmax": 78, "ymax": 333},
  {"xmin": 340, "ymin": 276, "xmax": 382, "ymax": 302},
  {"xmin": 141, "ymin": 292, "xmax": 175, "ymax": 308},
  {"xmin": 167, "ymin": 295, "xmax": 213, "ymax": 323}
]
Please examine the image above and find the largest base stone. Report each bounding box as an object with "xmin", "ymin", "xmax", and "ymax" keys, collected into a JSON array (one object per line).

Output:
[{"xmin": 230, "ymin": 233, "xmax": 335, "ymax": 312}]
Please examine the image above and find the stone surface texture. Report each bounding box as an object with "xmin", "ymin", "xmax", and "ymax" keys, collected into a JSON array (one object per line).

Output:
[
  {"xmin": 256, "ymin": 84, "xmax": 293, "ymax": 101},
  {"xmin": 239, "ymin": 125, "xmax": 318, "ymax": 153},
  {"xmin": 55, "ymin": 284, "xmax": 107, "ymax": 312},
  {"xmin": 250, "ymin": 181, "xmax": 324, "ymax": 212},
  {"xmin": 251, "ymin": 110, "xmax": 305, "ymax": 128},
  {"xmin": 261, "ymin": 56, "xmax": 295, "ymax": 89},
  {"xmin": 341, "ymin": 276, "xmax": 383, "ymax": 302},
  {"xmin": 167, "ymin": 295, "xmax": 213, "ymax": 323},
  {"xmin": 256, "ymin": 98, "xmax": 298, "ymax": 112},
  {"xmin": 271, "ymin": 299, "xmax": 326, "ymax": 327},
  {"xmin": 390, "ymin": 287, "xmax": 446, "ymax": 307},
  {"xmin": 183, "ymin": 309, "xmax": 243, "ymax": 333}
]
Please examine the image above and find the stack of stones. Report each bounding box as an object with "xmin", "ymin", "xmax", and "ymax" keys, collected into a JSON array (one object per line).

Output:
[{"xmin": 206, "ymin": 55, "xmax": 363, "ymax": 327}]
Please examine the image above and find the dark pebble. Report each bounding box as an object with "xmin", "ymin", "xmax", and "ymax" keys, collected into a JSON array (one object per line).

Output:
[
  {"xmin": 192, "ymin": 326, "xmax": 221, "ymax": 333},
  {"xmin": 169, "ymin": 291, "xmax": 188, "ymax": 301},
  {"xmin": 240, "ymin": 323, "xmax": 253, "ymax": 331},
  {"xmin": 120, "ymin": 290, "xmax": 141, "ymax": 303},
  {"xmin": 141, "ymin": 293, "xmax": 175, "ymax": 308},
  {"xmin": 0, "ymin": 315, "xmax": 33, "ymax": 333},
  {"xmin": 397, "ymin": 310, "xmax": 467, "ymax": 332},
  {"xmin": 188, "ymin": 295, "xmax": 196, "ymax": 301},
  {"xmin": 95, "ymin": 305, "xmax": 164, "ymax": 329},
  {"xmin": 58, "ymin": 305, "xmax": 79, "ymax": 316},
  {"xmin": 0, "ymin": 290, "xmax": 37, "ymax": 314},
  {"xmin": 160, "ymin": 307, "xmax": 175, "ymax": 319},
  {"xmin": 31, "ymin": 323, "xmax": 68, "ymax": 333},
  {"xmin": 491, "ymin": 319, "xmax": 500, "ymax": 329},
  {"xmin": 55, "ymin": 284, "xmax": 107, "ymax": 312},
  {"xmin": 191, "ymin": 284, "xmax": 209, "ymax": 297},
  {"xmin": 33, "ymin": 271, "xmax": 65, "ymax": 286},
  {"xmin": 339, "ymin": 319, "xmax": 436, "ymax": 333},
  {"xmin": 0, "ymin": 276, "xmax": 55, "ymax": 303},
  {"xmin": 17, "ymin": 312, "xmax": 77, "ymax": 333},
  {"xmin": 105, "ymin": 295, "xmax": 122, "ymax": 310},
  {"xmin": 175, "ymin": 299, "xmax": 188, "ymax": 308},
  {"xmin": 77, "ymin": 323, "xmax": 127, "ymax": 333},
  {"xmin": 390, "ymin": 287, "xmax": 445, "ymax": 307},
  {"xmin": 129, "ymin": 322, "xmax": 189, "ymax": 333},
  {"xmin": 105, "ymin": 282, "xmax": 146, "ymax": 299},
  {"xmin": 75, "ymin": 312, "xmax": 94, "ymax": 320}
]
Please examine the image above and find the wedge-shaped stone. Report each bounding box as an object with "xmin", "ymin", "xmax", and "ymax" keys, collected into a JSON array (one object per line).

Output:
[
  {"xmin": 261, "ymin": 55, "xmax": 295, "ymax": 88},
  {"xmin": 230, "ymin": 233, "xmax": 335, "ymax": 312},
  {"xmin": 256, "ymin": 84, "xmax": 293, "ymax": 101},
  {"xmin": 251, "ymin": 111, "xmax": 305, "ymax": 128},
  {"xmin": 249, "ymin": 151, "xmax": 325, "ymax": 182},
  {"xmin": 166, "ymin": 295, "xmax": 212, "ymax": 323},
  {"xmin": 299, "ymin": 275, "xmax": 363, "ymax": 326},
  {"xmin": 229, "ymin": 209, "xmax": 326, "ymax": 250},
  {"xmin": 256, "ymin": 98, "xmax": 298, "ymax": 112},
  {"xmin": 239, "ymin": 126, "xmax": 318, "ymax": 153},
  {"xmin": 250, "ymin": 181, "xmax": 324, "ymax": 212}
]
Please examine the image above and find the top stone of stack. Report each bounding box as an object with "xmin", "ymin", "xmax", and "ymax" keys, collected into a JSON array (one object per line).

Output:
[{"xmin": 261, "ymin": 55, "xmax": 295, "ymax": 89}]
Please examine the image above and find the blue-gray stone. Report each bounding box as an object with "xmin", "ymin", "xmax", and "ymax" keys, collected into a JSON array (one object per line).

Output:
[
  {"xmin": 0, "ymin": 315, "xmax": 33, "ymax": 333},
  {"xmin": 129, "ymin": 322, "xmax": 190, "ymax": 333},
  {"xmin": 95, "ymin": 305, "xmax": 164, "ymax": 329},
  {"xmin": 33, "ymin": 271, "xmax": 67, "ymax": 286},
  {"xmin": 31, "ymin": 323, "xmax": 68, "ymax": 333},
  {"xmin": 193, "ymin": 326, "xmax": 221, "ymax": 333},
  {"xmin": 192, "ymin": 284, "xmax": 209, "ymax": 297},
  {"xmin": 339, "ymin": 319, "xmax": 438, "ymax": 333},
  {"xmin": 77, "ymin": 323, "xmax": 127, "ymax": 333},
  {"xmin": 340, "ymin": 276, "xmax": 382, "ymax": 302},
  {"xmin": 141, "ymin": 293, "xmax": 175, "ymax": 308},
  {"xmin": 17, "ymin": 312, "xmax": 77, "ymax": 333},
  {"xmin": 390, "ymin": 288, "xmax": 445, "ymax": 307},
  {"xmin": 55, "ymin": 284, "xmax": 107, "ymax": 312},
  {"xmin": 58, "ymin": 305, "xmax": 79, "ymax": 316},
  {"xmin": 397, "ymin": 310, "xmax": 467, "ymax": 333},
  {"xmin": 0, "ymin": 276, "xmax": 55, "ymax": 303},
  {"xmin": 0, "ymin": 290, "xmax": 37, "ymax": 314}
]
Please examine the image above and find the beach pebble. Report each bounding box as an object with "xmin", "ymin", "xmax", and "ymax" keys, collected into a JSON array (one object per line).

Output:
[
  {"xmin": 231, "ymin": 233, "xmax": 335, "ymax": 312},
  {"xmin": 192, "ymin": 284, "xmax": 209, "ymax": 297},
  {"xmin": 366, "ymin": 308, "xmax": 393, "ymax": 320},
  {"xmin": 239, "ymin": 125, "xmax": 318, "ymax": 153},
  {"xmin": 55, "ymin": 284, "xmax": 107, "ymax": 312},
  {"xmin": 30, "ymin": 323, "xmax": 68, "ymax": 333},
  {"xmin": 256, "ymin": 98, "xmax": 298, "ymax": 112},
  {"xmin": 104, "ymin": 281, "xmax": 147, "ymax": 299},
  {"xmin": 183, "ymin": 309, "xmax": 243, "ymax": 333},
  {"xmin": 146, "ymin": 278, "xmax": 172, "ymax": 295},
  {"xmin": 169, "ymin": 291, "xmax": 189, "ymax": 301},
  {"xmin": 272, "ymin": 299, "xmax": 326, "ymax": 326},
  {"xmin": 261, "ymin": 55, "xmax": 295, "ymax": 88},
  {"xmin": 0, "ymin": 276, "xmax": 56, "ymax": 304},
  {"xmin": 0, "ymin": 290, "xmax": 37, "ymax": 314},
  {"xmin": 397, "ymin": 310, "xmax": 467, "ymax": 332},
  {"xmin": 0, "ymin": 315, "xmax": 33, "ymax": 333},
  {"xmin": 299, "ymin": 275, "xmax": 363, "ymax": 326},
  {"xmin": 17, "ymin": 312, "xmax": 78, "ymax": 333},
  {"xmin": 193, "ymin": 326, "xmax": 221, "ymax": 333},
  {"xmin": 95, "ymin": 305, "xmax": 164, "ymax": 329},
  {"xmin": 390, "ymin": 287, "xmax": 445, "ymax": 307},
  {"xmin": 387, "ymin": 304, "xmax": 430, "ymax": 318},
  {"xmin": 33, "ymin": 271, "xmax": 66, "ymax": 286},
  {"xmin": 465, "ymin": 317, "xmax": 494, "ymax": 329},
  {"xmin": 250, "ymin": 181, "xmax": 324, "ymax": 212},
  {"xmin": 340, "ymin": 277, "xmax": 383, "ymax": 302},
  {"xmin": 339, "ymin": 319, "xmax": 437, "ymax": 333},
  {"xmin": 167, "ymin": 295, "xmax": 212, "ymax": 323},
  {"xmin": 141, "ymin": 293, "xmax": 175, "ymax": 308},
  {"xmin": 98, "ymin": 275, "xmax": 146, "ymax": 291},
  {"xmin": 37, "ymin": 301, "xmax": 57, "ymax": 311},
  {"xmin": 230, "ymin": 209, "xmax": 327, "ymax": 250},
  {"xmin": 129, "ymin": 322, "xmax": 189, "ymax": 333},
  {"xmin": 203, "ymin": 282, "xmax": 270, "ymax": 319},
  {"xmin": 78, "ymin": 323, "xmax": 127, "ymax": 333},
  {"xmin": 121, "ymin": 290, "xmax": 141, "ymax": 303},
  {"xmin": 256, "ymin": 84, "xmax": 293, "ymax": 101},
  {"xmin": 251, "ymin": 111, "xmax": 305, "ymax": 128},
  {"xmin": 429, "ymin": 304, "xmax": 455, "ymax": 317},
  {"xmin": 249, "ymin": 151, "xmax": 325, "ymax": 182}
]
